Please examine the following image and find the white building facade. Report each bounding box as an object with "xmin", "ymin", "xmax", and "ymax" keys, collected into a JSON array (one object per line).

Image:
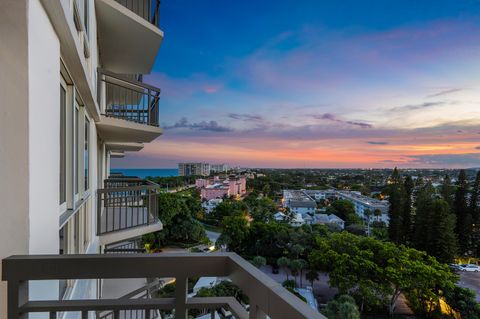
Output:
[{"xmin": 0, "ymin": 0, "xmax": 164, "ymax": 316}]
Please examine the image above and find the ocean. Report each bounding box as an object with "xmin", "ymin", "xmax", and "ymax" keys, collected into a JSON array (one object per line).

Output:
[{"xmin": 110, "ymin": 168, "xmax": 178, "ymax": 179}]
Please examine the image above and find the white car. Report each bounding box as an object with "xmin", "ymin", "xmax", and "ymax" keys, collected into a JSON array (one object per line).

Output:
[{"xmin": 458, "ymin": 264, "xmax": 480, "ymax": 272}]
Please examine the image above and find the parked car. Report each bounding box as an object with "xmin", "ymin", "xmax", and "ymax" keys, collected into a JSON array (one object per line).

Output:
[
  {"xmin": 449, "ymin": 263, "xmax": 462, "ymax": 271},
  {"xmin": 458, "ymin": 264, "xmax": 480, "ymax": 272}
]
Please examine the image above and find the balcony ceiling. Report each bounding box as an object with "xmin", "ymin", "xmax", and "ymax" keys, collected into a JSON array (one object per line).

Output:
[
  {"xmin": 96, "ymin": 0, "xmax": 164, "ymax": 74},
  {"xmin": 97, "ymin": 115, "xmax": 163, "ymax": 143},
  {"xmin": 106, "ymin": 142, "xmax": 144, "ymax": 152}
]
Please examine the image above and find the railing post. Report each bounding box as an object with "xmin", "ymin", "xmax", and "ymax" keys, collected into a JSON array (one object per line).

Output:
[
  {"xmin": 97, "ymin": 190, "xmax": 102, "ymax": 235},
  {"xmin": 249, "ymin": 304, "xmax": 267, "ymax": 319},
  {"xmin": 7, "ymin": 280, "xmax": 28, "ymax": 319},
  {"xmin": 174, "ymin": 276, "xmax": 188, "ymax": 319},
  {"xmin": 147, "ymin": 89, "xmax": 151, "ymax": 125}
]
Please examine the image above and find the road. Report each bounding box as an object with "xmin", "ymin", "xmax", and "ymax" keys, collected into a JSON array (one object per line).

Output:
[
  {"xmin": 458, "ymin": 272, "xmax": 480, "ymax": 302},
  {"xmin": 206, "ymin": 230, "xmax": 220, "ymax": 244}
]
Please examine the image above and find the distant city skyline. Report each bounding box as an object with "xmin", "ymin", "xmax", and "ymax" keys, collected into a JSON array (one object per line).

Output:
[{"xmin": 112, "ymin": 0, "xmax": 480, "ymax": 169}]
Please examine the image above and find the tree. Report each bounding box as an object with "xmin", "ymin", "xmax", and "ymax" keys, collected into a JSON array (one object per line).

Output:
[
  {"xmin": 290, "ymin": 244, "xmax": 304, "ymax": 259},
  {"xmin": 322, "ymin": 295, "xmax": 360, "ymax": 319},
  {"xmin": 453, "ymin": 169, "xmax": 471, "ymax": 254},
  {"xmin": 217, "ymin": 213, "xmax": 249, "ymax": 252},
  {"xmin": 364, "ymin": 209, "xmax": 373, "ymax": 236},
  {"xmin": 387, "ymin": 167, "xmax": 405, "ymax": 244},
  {"xmin": 168, "ymin": 217, "xmax": 207, "ymax": 244},
  {"xmin": 305, "ymin": 269, "xmax": 319, "ymax": 288},
  {"xmin": 210, "ymin": 200, "xmax": 248, "ymax": 225},
  {"xmin": 330, "ymin": 200, "xmax": 355, "ymax": 221},
  {"xmin": 469, "ymin": 171, "xmax": 480, "ymax": 256},
  {"xmin": 277, "ymin": 257, "xmax": 291, "ymax": 280},
  {"xmin": 289, "ymin": 259, "xmax": 303, "ymax": 286},
  {"xmin": 429, "ymin": 199, "xmax": 458, "ymax": 263},
  {"xmin": 309, "ymin": 232, "xmax": 458, "ymax": 317},
  {"xmin": 402, "ymin": 176, "xmax": 414, "ymax": 243},
  {"xmin": 443, "ymin": 286, "xmax": 480, "ymax": 319},
  {"xmin": 157, "ymin": 193, "xmax": 189, "ymax": 225},
  {"xmin": 412, "ymin": 183, "xmax": 436, "ymax": 253},
  {"xmin": 251, "ymin": 256, "xmax": 266, "ymax": 269},
  {"xmin": 296, "ymin": 259, "xmax": 308, "ymax": 287},
  {"xmin": 249, "ymin": 197, "xmax": 276, "ymax": 222},
  {"xmin": 440, "ymin": 174, "xmax": 454, "ymax": 207}
]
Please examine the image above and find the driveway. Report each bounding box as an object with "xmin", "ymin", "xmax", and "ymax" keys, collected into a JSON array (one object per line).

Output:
[
  {"xmin": 458, "ymin": 271, "xmax": 480, "ymax": 302},
  {"xmin": 205, "ymin": 230, "xmax": 220, "ymax": 244}
]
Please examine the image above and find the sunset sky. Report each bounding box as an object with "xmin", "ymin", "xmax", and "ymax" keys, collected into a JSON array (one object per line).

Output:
[{"xmin": 112, "ymin": 0, "xmax": 480, "ymax": 169}]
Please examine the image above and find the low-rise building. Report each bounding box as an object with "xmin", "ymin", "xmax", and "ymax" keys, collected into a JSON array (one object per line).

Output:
[
  {"xmin": 201, "ymin": 184, "xmax": 229, "ymax": 201},
  {"xmin": 282, "ymin": 190, "xmax": 317, "ymax": 215},
  {"xmin": 337, "ymin": 191, "xmax": 390, "ymax": 224},
  {"xmin": 197, "ymin": 175, "xmax": 247, "ymax": 200},
  {"xmin": 294, "ymin": 189, "xmax": 390, "ymax": 225},
  {"xmin": 314, "ymin": 214, "xmax": 345, "ymax": 230}
]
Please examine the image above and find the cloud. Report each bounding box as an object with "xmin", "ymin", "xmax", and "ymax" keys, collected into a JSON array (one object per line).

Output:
[
  {"xmin": 476, "ymin": 146, "xmax": 480, "ymax": 150},
  {"xmin": 366, "ymin": 141, "xmax": 389, "ymax": 145},
  {"xmin": 312, "ymin": 113, "xmax": 373, "ymax": 128},
  {"xmin": 408, "ymin": 153, "xmax": 480, "ymax": 167},
  {"xmin": 228, "ymin": 113, "xmax": 264, "ymax": 121},
  {"xmin": 164, "ymin": 117, "xmax": 232, "ymax": 132},
  {"xmin": 389, "ymin": 101, "xmax": 446, "ymax": 112},
  {"xmin": 427, "ymin": 88, "xmax": 462, "ymax": 98}
]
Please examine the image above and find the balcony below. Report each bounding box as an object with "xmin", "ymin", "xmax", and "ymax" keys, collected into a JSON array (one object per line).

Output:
[
  {"xmin": 97, "ymin": 178, "xmax": 162, "ymax": 245},
  {"xmin": 106, "ymin": 142, "xmax": 144, "ymax": 153},
  {"xmin": 2, "ymin": 253, "xmax": 326, "ymax": 319},
  {"xmin": 96, "ymin": 0, "xmax": 163, "ymax": 74},
  {"xmin": 97, "ymin": 69, "xmax": 162, "ymax": 144}
]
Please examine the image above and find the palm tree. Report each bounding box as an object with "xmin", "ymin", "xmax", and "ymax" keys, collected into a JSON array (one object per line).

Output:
[
  {"xmin": 277, "ymin": 257, "xmax": 291, "ymax": 280},
  {"xmin": 364, "ymin": 209, "xmax": 372, "ymax": 236},
  {"xmin": 289, "ymin": 259, "xmax": 303, "ymax": 286},
  {"xmin": 297, "ymin": 259, "xmax": 308, "ymax": 287},
  {"xmin": 305, "ymin": 269, "xmax": 319, "ymax": 289},
  {"xmin": 251, "ymin": 256, "xmax": 266, "ymax": 269}
]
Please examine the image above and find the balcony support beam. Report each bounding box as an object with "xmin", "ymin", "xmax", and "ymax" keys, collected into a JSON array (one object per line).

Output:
[
  {"xmin": 7, "ymin": 280, "xmax": 27, "ymax": 319},
  {"xmin": 174, "ymin": 276, "xmax": 188, "ymax": 319}
]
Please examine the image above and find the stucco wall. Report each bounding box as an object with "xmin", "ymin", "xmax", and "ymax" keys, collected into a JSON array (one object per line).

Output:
[{"xmin": 0, "ymin": 1, "xmax": 30, "ymax": 318}]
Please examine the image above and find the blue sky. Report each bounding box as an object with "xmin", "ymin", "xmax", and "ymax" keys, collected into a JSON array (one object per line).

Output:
[{"xmin": 113, "ymin": 0, "xmax": 480, "ymax": 168}]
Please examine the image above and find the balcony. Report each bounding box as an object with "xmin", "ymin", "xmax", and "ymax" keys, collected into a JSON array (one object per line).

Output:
[
  {"xmin": 2, "ymin": 253, "xmax": 325, "ymax": 319},
  {"xmin": 97, "ymin": 178, "xmax": 162, "ymax": 245},
  {"xmin": 96, "ymin": 0, "xmax": 163, "ymax": 74},
  {"xmin": 96, "ymin": 69, "xmax": 163, "ymax": 144}
]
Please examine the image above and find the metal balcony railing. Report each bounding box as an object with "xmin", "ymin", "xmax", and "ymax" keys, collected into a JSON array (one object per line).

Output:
[
  {"xmin": 97, "ymin": 180, "xmax": 159, "ymax": 235},
  {"xmin": 98, "ymin": 69, "xmax": 160, "ymax": 127},
  {"xmin": 2, "ymin": 253, "xmax": 326, "ymax": 319},
  {"xmin": 114, "ymin": 0, "xmax": 161, "ymax": 27}
]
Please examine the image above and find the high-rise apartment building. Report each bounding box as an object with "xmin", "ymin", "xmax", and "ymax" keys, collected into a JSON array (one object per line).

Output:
[
  {"xmin": 178, "ymin": 162, "xmax": 210, "ymax": 176},
  {"xmin": 0, "ymin": 0, "xmax": 164, "ymax": 314},
  {"xmin": 210, "ymin": 163, "xmax": 228, "ymax": 173},
  {"xmin": 0, "ymin": 1, "xmax": 324, "ymax": 319}
]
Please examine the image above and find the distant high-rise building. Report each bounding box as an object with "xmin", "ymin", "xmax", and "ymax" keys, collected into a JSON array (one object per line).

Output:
[
  {"xmin": 210, "ymin": 163, "xmax": 228, "ymax": 173},
  {"xmin": 178, "ymin": 162, "xmax": 210, "ymax": 176}
]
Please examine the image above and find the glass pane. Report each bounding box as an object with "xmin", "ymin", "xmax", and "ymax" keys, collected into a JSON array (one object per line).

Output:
[{"xmin": 60, "ymin": 86, "xmax": 66, "ymax": 204}]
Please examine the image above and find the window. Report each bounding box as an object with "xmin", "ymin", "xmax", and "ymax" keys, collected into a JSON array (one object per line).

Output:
[
  {"xmin": 84, "ymin": 117, "xmax": 89, "ymax": 190},
  {"xmin": 74, "ymin": 107, "xmax": 79, "ymax": 195},
  {"xmin": 60, "ymin": 85, "xmax": 67, "ymax": 205}
]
